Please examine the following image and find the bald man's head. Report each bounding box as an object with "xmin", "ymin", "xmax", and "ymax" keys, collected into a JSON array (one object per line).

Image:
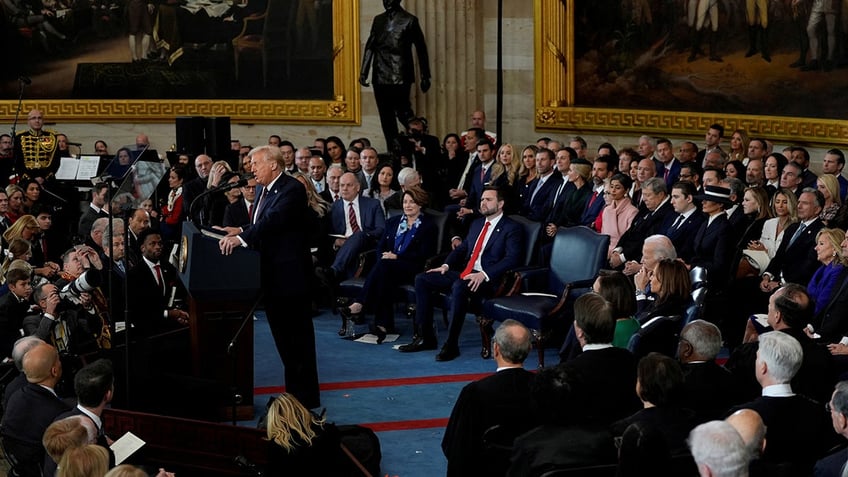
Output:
[
  {"xmin": 726, "ymin": 408, "xmax": 766, "ymax": 459},
  {"xmin": 23, "ymin": 343, "xmax": 61, "ymax": 385}
]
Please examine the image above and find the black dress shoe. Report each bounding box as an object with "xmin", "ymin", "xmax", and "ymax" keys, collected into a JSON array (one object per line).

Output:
[
  {"xmin": 374, "ymin": 326, "xmax": 387, "ymax": 344},
  {"xmin": 398, "ymin": 336, "xmax": 437, "ymax": 352},
  {"xmin": 316, "ymin": 267, "xmax": 337, "ymax": 288},
  {"xmin": 801, "ymin": 59, "xmax": 820, "ymax": 71},
  {"xmin": 435, "ymin": 345, "xmax": 460, "ymax": 362}
]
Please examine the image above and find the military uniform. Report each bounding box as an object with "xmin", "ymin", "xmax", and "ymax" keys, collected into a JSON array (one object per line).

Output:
[{"xmin": 14, "ymin": 128, "xmax": 59, "ymax": 180}]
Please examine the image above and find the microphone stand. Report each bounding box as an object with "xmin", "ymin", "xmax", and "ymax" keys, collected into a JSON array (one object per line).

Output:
[
  {"xmin": 188, "ymin": 180, "xmax": 247, "ymax": 226},
  {"xmin": 227, "ymin": 291, "xmax": 263, "ymax": 426}
]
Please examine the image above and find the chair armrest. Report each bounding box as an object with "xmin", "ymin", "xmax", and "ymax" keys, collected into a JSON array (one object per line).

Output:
[
  {"xmin": 515, "ymin": 267, "xmax": 550, "ymax": 292},
  {"xmin": 423, "ymin": 252, "xmax": 450, "ymax": 270},
  {"xmin": 234, "ymin": 11, "xmax": 267, "ymax": 38},
  {"xmin": 353, "ymin": 249, "xmax": 377, "ymax": 278},
  {"xmin": 565, "ymin": 278, "xmax": 597, "ymax": 290}
]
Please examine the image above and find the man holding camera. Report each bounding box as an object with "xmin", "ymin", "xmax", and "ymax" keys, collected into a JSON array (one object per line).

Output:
[{"xmin": 22, "ymin": 282, "xmax": 102, "ymax": 357}]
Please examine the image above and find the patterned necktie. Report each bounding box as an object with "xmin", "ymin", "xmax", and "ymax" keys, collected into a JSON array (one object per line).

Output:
[
  {"xmin": 348, "ymin": 202, "xmax": 360, "ymax": 234},
  {"xmin": 460, "ymin": 221, "xmax": 491, "ymax": 278}
]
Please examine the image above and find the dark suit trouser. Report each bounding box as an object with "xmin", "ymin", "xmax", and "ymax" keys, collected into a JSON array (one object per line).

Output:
[
  {"xmin": 373, "ymin": 83, "xmax": 414, "ymax": 147},
  {"xmin": 414, "ymin": 271, "xmax": 494, "ymax": 348},
  {"xmin": 265, "ymin": 297, "xmax": 320, "ymax": 409},
  {"xmin": 357, "ymin": 258, "xmax": 419, "ymax": 330},
  {"xmin": 331, "ymin": 232, "xmax": 376, "ymax": 279}
]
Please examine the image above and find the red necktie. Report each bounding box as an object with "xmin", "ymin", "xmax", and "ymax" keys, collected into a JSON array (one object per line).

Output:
[
  {"xmin": 254, "ymin": 187, "xmax": 267, "ymax": 223},
  {"xmin": 664, "ymin": 168, "xmax": 670, "ymax": 182},
  {"xmin": 460, "ymin": 221, "xmax": 491, "ymax": 278},
  {"xmin": 588, "ymin": 190, "xmax": 599, "ymax": 207},
  {"xmin": 248, "ymin": 201, "xmax": 253, "ymax": 219},
  {"xmin": 153, "ymin": 264, "xmax": 164, "ymax": 295},
  {"xmin": 348, "ymin": 202, "xmax": 360, "ymax": 234}
]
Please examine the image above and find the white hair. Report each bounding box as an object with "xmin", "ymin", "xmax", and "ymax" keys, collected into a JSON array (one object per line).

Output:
[
  {"xmin": 644, "ymin": 235, "xmax": 677, "ymax": 261},
  {"xmin": 689, "ymin": 421, "xmax": 749, "ymax": 477},
  {"xmin": 757, "ymin": 332, "xmax": 803, "ymax": 383},
  {"xmin": 680, "ymin": 320, "xmax": 722, "ymax": 360}
]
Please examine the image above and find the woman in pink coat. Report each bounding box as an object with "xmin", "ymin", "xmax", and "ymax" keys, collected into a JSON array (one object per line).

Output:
[{"xmin": 601, "ymin": 173, "xmax": 639, "ymax": 258}]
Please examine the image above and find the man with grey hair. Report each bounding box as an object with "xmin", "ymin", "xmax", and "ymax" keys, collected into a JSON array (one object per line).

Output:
[
  {"xmin": 87, "ymin": 216, "xmax": 111, "ymax": 257},
  {"xmin": 3, "ymin": 336, "xmax": 45, "ymax": 408},
  {"xmin": 322, "ymin": 163, "xmax": 344, "ymax": 203},
  {"xmin": 678, "ymin": 320, "xmax": 737, "ymax": 422},
  {"xmin": 611, "ymin": 177, "xmax": 675, "ymax": 270},
  {"xmin": 816, "ymin": 381, "xmax": 848, "ymax": 475},
  {"xmin": 731, "ymin": 331, "xmax": 829, "ymax": 474},
  {"xmin": 384, "ymin": 167, "xmax": 421, "ymax": 211},
  {"xmin": 688, "ymin": 420, "xmax": 750, "ymax": 477},
  {"xmin": 442, "ymin": 320, "xmax": 537, "ymax": 476}
]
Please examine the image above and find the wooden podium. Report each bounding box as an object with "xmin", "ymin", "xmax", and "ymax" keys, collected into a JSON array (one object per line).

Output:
[{"xmin": 178, "ymin": 221, "xmax": 261, "ymax": 420}]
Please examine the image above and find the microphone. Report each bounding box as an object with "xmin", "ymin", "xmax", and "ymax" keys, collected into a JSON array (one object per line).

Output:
[
  {"xmin": 18, "ymin": 76, "xmax": 31, "ymax": 85},
  {"xmin": 216, "ymin": 178, "xmax": 249, "ymax": 193}
]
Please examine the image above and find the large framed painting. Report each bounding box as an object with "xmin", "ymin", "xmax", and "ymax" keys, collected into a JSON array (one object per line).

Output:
[
  {"xmin": 0, "ymin": 0, "xmax": 360, "ymax": 124},
  {"xmin": 534, "ymin": 0, "xmax": 848, "ymax": 145}
]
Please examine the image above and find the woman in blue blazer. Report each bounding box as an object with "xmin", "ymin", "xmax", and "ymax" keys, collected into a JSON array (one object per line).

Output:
[{"xmin": 338, "ymin": 186, "xmax": 438, "ymax": 342}]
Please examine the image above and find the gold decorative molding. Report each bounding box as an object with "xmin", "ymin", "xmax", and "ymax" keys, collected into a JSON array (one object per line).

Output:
[
  {"xmin": 535, "ymin": 1, "xmax": 848, "ymax": 146},
  {"xmin": 0, "ymin": 0, "xmax": 360, "ymax": 125}
]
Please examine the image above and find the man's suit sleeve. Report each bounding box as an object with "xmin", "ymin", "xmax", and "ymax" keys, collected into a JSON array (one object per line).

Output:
[
  {"xmin": 365, "ymin": 198, "xmax": 386, "ymax": 239},
  {"xmin": 483, "ymin": 219, "xmax": 525, "ymax": 281},
  {"xmin": 240, "ymin": 178, "xmax": 306, "ymax": 247}
]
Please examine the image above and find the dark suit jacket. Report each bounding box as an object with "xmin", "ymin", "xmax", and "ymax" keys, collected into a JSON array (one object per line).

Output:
[
  {"xmin": 548, "ymin": 181, "xmax": 592, "ymax": 228},
  {"xmin": 240, "ymin": 174, "xmax": 313, "ymax": 297},
  {"xmin": 508, "ymin": 423, "xmax": 617, "ymax": 477},
  {"xmin": 617, "ymin": 200, "xmax": 676, "ymax": 263},
  {"xmin": 223, "ymin": 199, "xmax": 251, "ymax": 228},
  {"xmin": 521, "ymin": 172, "xmax": 563, "ymax": 222},
  {"xmin": 681, "ymin": 360, "xmax": 739, "ymax": 423},
  {"xmin": 657, "ymin": 158, "xmax": 681, "ymax": 188},
  {"xmin": 1, "ymin": 383, "xmax": 71, "ymax": 471},
  {"xmin": 77, "ymin": 205, "xmax": 108, "ymax": 240},
  {"xmin": 666, "ymin": 210, "xmax": 706, "ymax": 263},
  {"xmin": 563, "ymin": 347, "xmax": 641, "ymax": 424},
  {"xmin": 690, "ymin": 214, "xmax": 733, "ymax": 287},
  {"xmin": 611, "ymin": 406, "xmax": 697, "ymax": 456},
  {"xmin": 126, "ymin": 259, "xmax": 182, "ymax": 337},
  {"xmin": 815, "ymin": 267, "xmax": 848, "ymax": 342},
  {"xmin": 732, "ymin": 394, "xmax": 832, "ymax": 473},
  {"xmin": 329, "ymin": 195, "xmax": 386, "ymax": 241},
  {"xmin": 764, "ymin": 218, "xmax": 825, "ymax": 285},
  {"xmin": 579, "ymin": 186, "xmax": 606, "ymax": 227},
  {"xmin": 815, "ymin": 448, "xmax": 848, "ymax": 477},
  {"xmin": 0, "ymin": 291, "xmax": 29, "ymax": 358},
  {"xmin": 22, "ymin": 308, "xmax": 101, "ymax": 355},
  {"xmin": 47, "ymin": 407, "xmax": 115, "ymax": 476},
  {"xmin": 445, "ymin": 215, "xmax": 524, "ymax": 283},
  {"xmin": 180, "ymin": 176, "xmax": 207, "ymax": 223},
  {"xmin": 442, "ymin": 368, "xmax": 538, "ymax": 477}
]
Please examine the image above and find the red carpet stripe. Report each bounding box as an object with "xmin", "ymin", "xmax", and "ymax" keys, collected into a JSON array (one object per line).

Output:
[
  {"xmin": 255, "ymin": 372, "xmax": 490, "ymax": 395},
  {"xmin": 358, "ymin": 418, "xmax": 450, "ymax": 432}
]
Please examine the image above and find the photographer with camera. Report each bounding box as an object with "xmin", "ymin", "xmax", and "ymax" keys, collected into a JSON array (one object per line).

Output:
[{"xmin": 22, "ymin": 282, "xmax": 102, "ymax": 358}]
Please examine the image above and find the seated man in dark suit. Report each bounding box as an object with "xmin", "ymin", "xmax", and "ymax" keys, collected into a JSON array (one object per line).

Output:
[
  {"xmin": 1, "ymin": 343, "xmax": 71, "ymax": 477},
  {"xmin": 442, "ymin": 320, "xmax": 538, "ymax": 477},
  {"xmin": 816, "ymin": 381, "xmax": 848, "ymax": 477},
  {"xmin": 678, "ymin": 320, "xmax": 739, "ymax": 423},
  {"xmin": 401, "ymin": 186, "xmax": 524, "ymax": 361},
  {"xmin": 730, "ymin": 331, "xmax": 832, "ymax": 475},
  {"xmin": 47, "ymin": 359, "xmax": 115, "ymax": 476},
  {"xmin": 687, "ymin": 185, "xmax": 734, "ymax": 289},
  {"xmin": 77, "ymin": 183, "xmax": 109, "ymax": 241},
  {"xmin": 727, "ymin": 284, "xmax": 833, "ymax": 404},
  {"xmin": 520, "ymin": 147, "xmax": 562, "ymax": 222},
  {"xmin": 0, "ymin": 267, "xmax": 34, "ymax": 358},
  {"xmin": 609, "ymin": 177, "xmax": 675, "ymax": 269},
  {"xmin": 126, "ymin": 229, "xmax": 189, "ymax": 337},
  {"xmin": 666, "ymin": 181, "xmax": 706, "ymax": 263},
  {"xmin": 3, "ymin": 336, "xmax": 44, "ymax": 409},
  {"xmin": 508, "ymin": 364, "xmax": 617, "ymax": 476},
  {"xmin": 321, "ymin": 172, "xmax": 386, "ymax": 283},
  {"xmin": 223, "ymin": 176, "xmax": 256, "ymax": 228},
  {"xmin": 562, "ymin": 292, "xmax": 641, "ymax": 424}
]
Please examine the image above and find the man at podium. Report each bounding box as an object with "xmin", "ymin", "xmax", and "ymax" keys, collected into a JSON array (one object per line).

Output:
[{"xmin": 218, "ymin": 145, "xmax": 320, "ymax": 410}]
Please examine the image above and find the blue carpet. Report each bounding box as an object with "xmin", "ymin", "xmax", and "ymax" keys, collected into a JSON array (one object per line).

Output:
[{"xmin": 247, "ymin": 309, "xmax": 559, "ymax": 476}]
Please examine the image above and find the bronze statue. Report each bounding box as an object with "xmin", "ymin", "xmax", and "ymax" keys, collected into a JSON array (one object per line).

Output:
[{"xmin": 360, "ymin": 0, "xmax": 431, "ymax": 149}]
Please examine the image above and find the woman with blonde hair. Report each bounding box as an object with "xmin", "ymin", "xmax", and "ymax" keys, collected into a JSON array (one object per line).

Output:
[
  {"xmin": 57, "ymin": 444, "xmax": 109, "ymax": 477},
  {"xmin": 495, "ymin": 143, "xmax": 521, "ymax": 186},
  {"xmin": 817, "ymin": 174, "xmax": 842, "ymax": 225},
  {"xmin": 1, "ymin": 238, "xmax": 33, "ymax": 281},
  {"xmin": 104, "ymin": 465, "xmax": 174, "ymax": 477},
  {"xmin": 290, "ymin": 172, "xmax": 330, "ymax": 253},
  {"xmin": 3, "ymin": 214, "xmax": 59, "ymax": 279},
  {"xmin": 728, "ymin": 129, "xmax": 749, "ymax": 164},
  {"xmin": 264, "ymin": 393, "xmax": 349, "ymax": 475},
  {"xmin": 5, "ymin": 184, "xmax": 25, "ymax": 224},
  {"xmin": 808, "ymin": 228, "xmax": 847, "ymax": 317}
]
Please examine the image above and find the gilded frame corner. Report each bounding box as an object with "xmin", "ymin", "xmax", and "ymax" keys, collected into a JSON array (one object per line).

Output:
[
  {"xmin": 534, "ymin": 0, "xmax": 848, "ymax": 145},
  {"xmin": 1, "ymin": 0, "xmax": 361, "ymax": 125}
]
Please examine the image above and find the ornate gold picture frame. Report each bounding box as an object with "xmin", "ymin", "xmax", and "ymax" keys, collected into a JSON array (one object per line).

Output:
[
  {"xmin": 534, "ymin": 0, "xmax": 848, "ymax": 146},
  {"xmin": 0, "ymin": 0, "xmax": 360, "ymax": 125}
]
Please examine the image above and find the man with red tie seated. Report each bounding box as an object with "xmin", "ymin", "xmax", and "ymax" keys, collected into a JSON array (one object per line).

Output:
[
  {"xmin": 320, "ymin": 172, "xmax": 386, "ymax": 284},
  {"xmin": 400, "ymin": 186, "xmax": 524, "ymax": 361},
  {"xmin": 126, "ymin": 229, "xmax": 189, "ymax": 337}
]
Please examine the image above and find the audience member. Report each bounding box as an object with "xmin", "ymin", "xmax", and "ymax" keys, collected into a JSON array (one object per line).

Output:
[
  {"xmin": 688, "ymin": 420, "xmax": 749, "ymax": 477},
  {"xmin": 77, "ymin": 183, "xmax": 109, "ymax": 240},
  {"xmin": 0, "ymin": 268, "xmax": 35, "ymax": 357},
  {"xmin": 442, "ymin": 320, "xmax": 537, "ymax": 477},
  {"xmin": 666, "ymin": 181, "xmax": 705, "ymax": 262},
  {"xmin": 57, "ymin": 444, "xmax": 109, "ymax": 477},
  {"xmin": 725, "ymin": 409, "xmax": 767, "ymax": 475},
  {"xmin": 42, "ymin": 415, "xmax": 98, "ymax": 477},
  {"xmin": 679, "ymin": 320, "xmax": 739, "ymax": 422},
  {"xmin": 610, "ymin": 178, "xmax": 674, "ymax": 269},
  {"xmin": 816, "ymin": 381, "xmax": 848, "ymax": 476},
  {"xmin": 3, "ymin": 336, "xmax": 44, "ymax": 408}
]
